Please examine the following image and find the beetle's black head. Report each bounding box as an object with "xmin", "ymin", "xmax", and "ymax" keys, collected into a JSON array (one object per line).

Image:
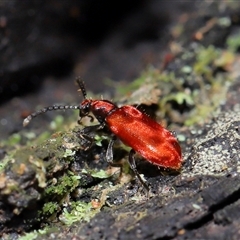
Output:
[
  {"xmin": 79, "ymin": 99, "xmax": 92, "ymax": 119},
  {"xmin": 76, "ymin": 78, "xmax": 117, "ymax": 124}
]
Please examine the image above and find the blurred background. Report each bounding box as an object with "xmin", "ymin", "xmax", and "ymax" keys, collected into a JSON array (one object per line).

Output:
[{"xmin": 0, "ymin": 0, "xmax": 214, "ymax": 139}]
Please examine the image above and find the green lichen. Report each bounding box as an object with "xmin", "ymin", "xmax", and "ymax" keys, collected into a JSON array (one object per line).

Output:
[
  {"xmin": 160, "ymin": 92, "xmax": 194, "ymax": 110},
  {"xmin": 122, "ymin": 45, "xmax": 234, "ymax": 127},
  {"xmin": 42, "ymin": 201, "xmax": 59, "ymax": 216},
  {"xmin": 218, "ymin": 16, "xmax": 231, "ymax": 28},
  {"xmin": 49, "ymin": 115, "xmax": 65, "ymax": 130},
  {"xmin": 105, "ymin": 72, "xmax": 146, "ymax": 96},
  {"xmin": 94, "ymin": 134, "xmax": 109, "ymax": 146},
  {"xmin": 59, "ymin": 201, "xmax": 95, "ymax": 225},
  {"xmin": 194, "ymin": 45, "xmax": 220, "ymax": 81},
  {"xmin": 82, "ymin": 168, "xmax": 110, "ymax": 179},
  {"xmin": 63, "ymin": 149, "xmax": 76, "ymax": 158},
  {"xmin": 39, "ymin": 171, "xmax": 82, "ymax": 219},
  {"xmin": 226, "ymin": 32, "xmax": 240, "ymax": 52},
  {"xmin": 44, "ymin": 171, "xmax": 80, "ymax": 198},
  {"xmin": 162, "ymin": 45, "xmax": 233, "ymax": 126},
  {"xmin": 0, "ymin": 154, "xmax": 13, "ymax": 172},
  {"xmin": 23, "ymin": 131, "xmax": 51, "ymax": 144},
  {"xmin": 18, "ymin": 228, "xmax": 49, "ymax": 240},
  {"xmin": 3, "ymin": 133, "xmax": 21, "ymax": 146}
]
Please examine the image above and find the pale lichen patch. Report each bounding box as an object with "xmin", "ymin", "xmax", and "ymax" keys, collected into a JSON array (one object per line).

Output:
[{"xmin": 182, "ymin": 109, "xmax": 240, "ymax": 179}]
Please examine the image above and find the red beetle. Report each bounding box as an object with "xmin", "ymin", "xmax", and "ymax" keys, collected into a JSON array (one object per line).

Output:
[{"xmin": 23, "ymin": 78, "xmax": 183, "ymax": 190}]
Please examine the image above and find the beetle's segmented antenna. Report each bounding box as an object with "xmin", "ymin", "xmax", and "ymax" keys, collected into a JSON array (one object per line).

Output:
[
  {"xmin": 23, "ymin": 105, "xmax": 80, "ymax": 127},
  {"xmin": 76, "ymin": 77, "xmax": 87, "ymax": 99}
]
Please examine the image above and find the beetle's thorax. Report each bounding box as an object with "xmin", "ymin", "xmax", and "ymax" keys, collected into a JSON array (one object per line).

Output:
[
  {"xmin": 91, "ymin": 100, "xmax": 118, "ymax": 123},
  {"xmin": 81, "ymin": 99, "xmax": 118, "ymax": 123}
]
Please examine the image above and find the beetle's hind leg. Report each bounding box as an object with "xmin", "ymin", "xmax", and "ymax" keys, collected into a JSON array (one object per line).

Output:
[
  {"xmin": 128, "ymin": 149, "xmax": 150, "ymax": 194},
  {"xmin": 106, "ymin": 139, "xmax": 149, "ymax": 195}
]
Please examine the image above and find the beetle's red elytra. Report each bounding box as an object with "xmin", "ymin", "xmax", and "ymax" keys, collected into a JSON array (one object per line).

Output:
[
  {"xmin": 106, "ymin": 105, "xmax": 182, "ymax": 169},
  {"xmin": 23, "ymin": 77, "xmax": 183, "ymax": 190}
]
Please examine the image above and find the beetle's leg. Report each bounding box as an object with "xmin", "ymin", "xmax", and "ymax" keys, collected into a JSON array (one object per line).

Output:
[
  {"xmin": 78, "ymin": 124, "xmax": 105, "ymax": 150},
  {"xmin": 87, "ymin": 115, "xmax": 94, "ymax": 122},
  {"xmin": 106, "ymin": 136, "xmax": 117, "ymax": 163},
  {"xmin": 105, "ymin": 136, "xmax": 123, "ymax": 182},
  {"xmin": 128, "ymin": 149, "xmax": 150, "ymax": 193},
  {"xmin": 81, "ymin": 124, "xmax": 105, "ymax": 134},
  {"xmin": 78, "ymin": 115, "xmax": 94, "ymax": 125},
  {"xmin": 106, "ymin": 136, "xmax": 122, "ymax": 167},
  {"xmin": 79, "ymin": 134, "xmax": 94, "ymax": 150}
]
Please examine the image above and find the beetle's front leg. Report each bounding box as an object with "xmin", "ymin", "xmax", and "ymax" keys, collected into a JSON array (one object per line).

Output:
[
  {"xmin": 128, "ymin": 149, "xmax": 150, "ymax": 193},
  {"xmin": 78, "ymin": 124, "xmax": 105, "ymax": 150},
  {"xmin": 79, "ymin": 134, "xmax": 94, "ymax": 151},
  {"xmin": 81, "ymin": 124, "xmax": 105, "ymax": 134},
  {"xmin": 78, "ymin": 115, "xmax": 95, "ymax": 125}
]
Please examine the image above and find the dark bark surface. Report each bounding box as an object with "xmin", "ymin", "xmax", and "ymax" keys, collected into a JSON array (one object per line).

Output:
[{"xmin": 1, "ymin": 1, "xmax": 240, "ymax": 239}]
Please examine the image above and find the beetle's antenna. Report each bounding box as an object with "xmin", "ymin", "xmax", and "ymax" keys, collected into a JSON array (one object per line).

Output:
[
  {"xmin": 76, "ymin": 77, "xmax": 87, "ymax": 99},
  {"xmin": 23, "ymin": 105, "xmax": 81, "ymax": 127},
  {"xmin": 23, "ymin": 77, "xmax": 88, "ymax": 127}
]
